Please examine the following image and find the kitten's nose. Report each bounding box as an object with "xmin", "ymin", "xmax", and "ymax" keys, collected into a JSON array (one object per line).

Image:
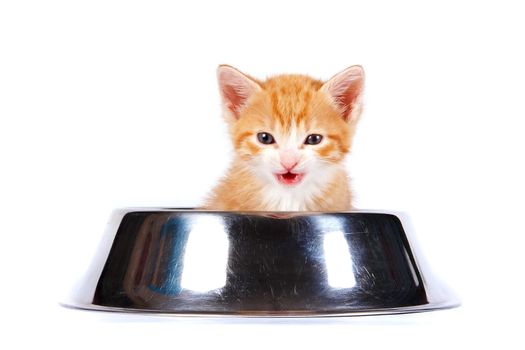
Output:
[{"xmin": 280, "ymin": 151, "xmax": 299, "ymax": 171}]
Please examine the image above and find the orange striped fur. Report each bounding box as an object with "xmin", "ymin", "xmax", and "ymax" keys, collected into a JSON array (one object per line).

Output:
[{"xmin": 204, "ymin": 65, "xmax": 364, "ymax": 211}]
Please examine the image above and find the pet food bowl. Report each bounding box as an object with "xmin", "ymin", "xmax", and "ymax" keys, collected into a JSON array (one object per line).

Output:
[{"xmin": 63, "ymin": 209, "xmax": 459, "ymax": 316}]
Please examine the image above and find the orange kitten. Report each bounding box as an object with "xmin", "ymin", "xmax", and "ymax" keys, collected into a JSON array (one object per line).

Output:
[{"xmin": 204, "ymin": 65, "xmax": 364, "ymax": 211}]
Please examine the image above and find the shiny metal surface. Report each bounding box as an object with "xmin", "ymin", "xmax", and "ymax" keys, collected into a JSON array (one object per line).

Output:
[{"xmin": 64, "ymin": 209, "xmax": 459, "ymax": 316}]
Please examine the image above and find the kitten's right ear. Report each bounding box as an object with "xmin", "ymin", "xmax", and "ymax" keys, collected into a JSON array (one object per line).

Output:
[
  {"xmin": 321, "ymin": 65, "xmax": 365, "ymax": 122},
  {"xmin": 217, "ymin": 65, "xmax": 261, "ymax": 120}
]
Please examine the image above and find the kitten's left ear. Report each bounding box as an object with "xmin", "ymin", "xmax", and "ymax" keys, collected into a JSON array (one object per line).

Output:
[
  {"xmin": 217, "ymin": 65, "xmax": 262, "ymax": 120},
  {"xmin": 321, "ymin": 65, "xmax": 365, "ymax": 122}
]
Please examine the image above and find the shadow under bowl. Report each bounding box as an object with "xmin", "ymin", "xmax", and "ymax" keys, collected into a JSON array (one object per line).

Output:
[{"xmin": 63, "ymin": 209, "xmax": 459, "ymax": 317}]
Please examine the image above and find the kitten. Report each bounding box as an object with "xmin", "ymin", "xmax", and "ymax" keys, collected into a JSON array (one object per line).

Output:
[{"xmin": 204, "ymin": 65, "xmax": 364, "ymax": 211}]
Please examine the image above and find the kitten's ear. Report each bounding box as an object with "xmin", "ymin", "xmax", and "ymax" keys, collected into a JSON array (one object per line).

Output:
[
  {"xmin": 217, "ymin": 65, "xmax": 262, "ymax": 120},
  {"xmin": 321, "ymin": 65, "xmax": 365, "ymax": 122}
]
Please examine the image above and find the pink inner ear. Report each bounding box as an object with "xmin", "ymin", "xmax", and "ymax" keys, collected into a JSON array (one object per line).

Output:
[
  {"xmin": 335, "ymin": 82, "xmax": 362, "ymax": 119},
  {"xmin": 222, "ymin": 84, "xmax": 245, "ymax": 116}
]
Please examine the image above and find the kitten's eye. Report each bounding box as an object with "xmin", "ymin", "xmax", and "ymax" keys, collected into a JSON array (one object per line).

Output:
[
  {"xmin": 304, "ymin": 134, "xmax": 323, "ymax": 145},
  {"xmin": 257, "ymin": 132, "xmax": 275, "ymax": 145}
]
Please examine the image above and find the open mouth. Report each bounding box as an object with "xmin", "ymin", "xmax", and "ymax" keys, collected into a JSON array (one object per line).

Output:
[{"xmin": 276, "ymin": 172, "xmax": 304, "ymax": 186}]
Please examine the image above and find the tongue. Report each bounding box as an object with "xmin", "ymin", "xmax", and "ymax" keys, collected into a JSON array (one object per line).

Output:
[{"xmin": 282, "ymin": 172, "xmax": 297, "ymax": 180}]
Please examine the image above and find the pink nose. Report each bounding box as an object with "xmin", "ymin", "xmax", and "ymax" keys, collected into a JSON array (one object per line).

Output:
[{"xmin": 280, "ymin": 151, "xmax": 298, "ymax": 171}]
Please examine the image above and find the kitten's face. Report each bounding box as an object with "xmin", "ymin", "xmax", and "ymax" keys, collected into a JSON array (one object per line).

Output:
[{"xmin": 218, "ymin": 66, "xmax": 364, "ymax": 191}]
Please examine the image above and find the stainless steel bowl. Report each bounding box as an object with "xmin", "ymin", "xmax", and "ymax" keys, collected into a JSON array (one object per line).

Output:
[{"xmin": 63, "ymin": 209, "xmax": 459, "ymax": 316}]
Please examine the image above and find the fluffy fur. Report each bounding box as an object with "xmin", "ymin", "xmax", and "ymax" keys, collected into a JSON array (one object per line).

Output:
[{"xmin": 204, "ymin": 65, "xmax": 364, "ymax": 211}]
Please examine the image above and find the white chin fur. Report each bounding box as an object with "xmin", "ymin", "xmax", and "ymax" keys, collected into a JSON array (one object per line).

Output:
[{"xmin": 257, "ymin": 164, "xmax": 341, "ymax": 211}]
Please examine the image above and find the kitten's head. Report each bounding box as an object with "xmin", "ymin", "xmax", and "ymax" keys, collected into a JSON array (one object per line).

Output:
[{"xmin": 217, "ymin": 65, "xmax": 364, "ymax": 191}]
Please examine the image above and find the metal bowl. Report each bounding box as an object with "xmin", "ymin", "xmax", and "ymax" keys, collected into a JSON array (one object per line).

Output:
[{"xmin": 63, "ymin": 209, "xmax": 459, "ymax": 317}]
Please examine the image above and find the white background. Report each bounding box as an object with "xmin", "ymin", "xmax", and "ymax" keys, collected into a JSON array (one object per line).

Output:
[{"xmin": 1, "ymin": 1, "xmax": 524, "ymax": 348}]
